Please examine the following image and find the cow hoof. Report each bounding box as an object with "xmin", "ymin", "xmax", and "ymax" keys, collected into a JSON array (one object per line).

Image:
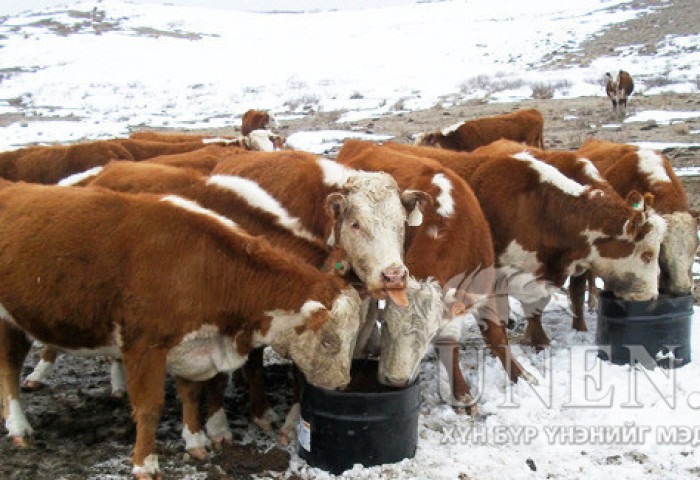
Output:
[
  {"xmin": 133, "ymin": 473, "xmax": 163, "ymax": 480},
  {"xmin": 11, "ymin": 436, "xmax": 31, "ymax": 448},
  {"xmin": 211, "ymin": 436, "xmax": 233, "ymax": 450},
  {"xmin": 20, "ymin": 380, "xmax": 44, "ymax": 391},
  {"xmin": 187, "ymin": 447, "xmax": 209, "ymax": 461},
  {"xmin": 520, "ymin": 371, "xmax": 539, "ymax": 386},
  {"xmin": 277, "ymin": 431, "xmax": 292, "ymax": 446},
  {"xmin": 253, "ymin": 408, "xmax": 280, "ymax": 432}
]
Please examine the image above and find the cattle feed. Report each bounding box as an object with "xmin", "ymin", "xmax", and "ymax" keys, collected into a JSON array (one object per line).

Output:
[
  {"xmin": 512, "ymin": 152, "xmax": 587, "ymax": 197},
  {"xmin": 160, "ymin": 195, "xmax": 239, "ymax": 231},
  {"xmin": 207, "ymin": 175, "xmax": 319, "ymax": 242},
  {"xmin": 431, "ymin": 173, "xmax": 455, "ymax": 217},
  {"xmin": 637, "ymin": 149, "xmax": 671, "ymax": 184}
]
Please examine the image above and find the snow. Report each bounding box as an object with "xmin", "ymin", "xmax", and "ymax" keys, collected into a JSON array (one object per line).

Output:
[
  {"xmin": 1, "ymin": 1, "xmax": 700, "ymax": 478},
  {"xmin": 0, "ymin": 0, "xmax": 699, "ymax": 151}
]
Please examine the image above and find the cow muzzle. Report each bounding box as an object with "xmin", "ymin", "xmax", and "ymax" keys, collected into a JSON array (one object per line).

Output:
[{"xmin": 378, "ymin": 267, "xmax": 409, "ymax": 307}]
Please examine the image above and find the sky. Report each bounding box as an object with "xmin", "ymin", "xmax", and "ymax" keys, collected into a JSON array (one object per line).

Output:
[{"xmin": 1, "ymin": 3, "xmax": 700, "ymax": 477}]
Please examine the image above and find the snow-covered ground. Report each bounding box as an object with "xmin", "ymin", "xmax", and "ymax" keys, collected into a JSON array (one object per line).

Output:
[
  {"xmin": 1, "ymin": 1, "xmax": 699, "ymax": 478},
  {"xmin": 1, "ymin": 0, "xmax": 699, "ymax": 151}
]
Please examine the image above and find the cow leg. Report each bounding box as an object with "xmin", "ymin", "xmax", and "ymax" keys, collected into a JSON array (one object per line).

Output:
[
  {"xmin": 174, "ymin": 376, "xmax": 210, "ymax": 460},
  {"xmin": 568, "ymin": 274, "xmax": 588, "ymax": 332},
  {"xmin": 21, "ymin": 345, "xmax": 58, "ymax": 391},
  {"xmin": 245, "ymin": 347, "xmax": 279, "ymax": 432},
  {"xmin": 434, "ymin": 335, "xmax": 476, "ymax": 415},
  {"xmin": 110, "ymin": 359, "xmax": 127, "ymax": 398},
  {"xmin": 122, "ymin": 346, "xmax": 167, "ymax": 480},
  {"xmin": 204, "ymin": 373, "xmax": 233, "ymax": 448},
  {"xmin": 586, "ymin": 271, "xmax": 600, "ymax": 312},
  {"xmin": 278, "ymin": 366, "xmax": 303, "ymax": 445},
  {"xmin": 0, "ymin": 321, "xmax": 33, "ymax": 447},
  {"xmin": 476, "ymin": 296, "xmax": 534, "ymax": 384}
]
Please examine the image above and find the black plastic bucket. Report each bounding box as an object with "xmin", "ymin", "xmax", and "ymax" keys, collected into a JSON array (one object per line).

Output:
[
  {"xmin": 596, "ymin": 291, "xmax": 693, "ymax": 368},
  {"xmin": 297, "ymin": 359, "xmax": 421, "ymax": 475}
]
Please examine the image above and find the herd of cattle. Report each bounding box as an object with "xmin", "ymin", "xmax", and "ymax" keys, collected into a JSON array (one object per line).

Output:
[{"xmin": 0, "ymin": 103, "xmax": 696, "ymax": 478}]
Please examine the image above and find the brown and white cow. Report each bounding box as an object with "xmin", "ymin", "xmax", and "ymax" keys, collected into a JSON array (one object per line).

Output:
[
  {"xmin": 337, "ymin": 139, "xmax": 533, "ymax": 409},
  {"xmin": 377, "ymin": 141, "xmax": 667, "ymax": 346},
  {"xmin": 0, "ymin": 183, "xmax": 361, "ymax": 479},
  {"xmin": 414, "ymin": 108, "xmax": 544, "ymax": 152},
  {"xmin": 241, "ymin": 109, "xmax": 279, "ymax": 136},
  {"xmin": 129, "ymin": 130, "xmax": 286, "ymax": 152},
  {"xmin": 605, "ymin": 70, "xmax": 634, "ymax": 116},
  {"xmin": 578, "ymin": 138, "xmax": 698, "ymax": 296}
]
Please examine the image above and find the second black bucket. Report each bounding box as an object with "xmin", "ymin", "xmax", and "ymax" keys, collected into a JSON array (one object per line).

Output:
[
  {"xmin": 298, "ymin": 358, "xmax": 421, "ymax": 475},
  {"xmin": 596, "ymin": 291, "xmax": 693, "ymax": 368}
]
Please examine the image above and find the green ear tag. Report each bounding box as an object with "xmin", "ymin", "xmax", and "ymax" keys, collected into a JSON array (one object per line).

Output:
[
  {"xmin": 335, "ymin": 262, "xmax": 343, "ymax": 270},
  {"xmin": 633, "ymin": 202, "xmax": 640, "ymax": 209}
]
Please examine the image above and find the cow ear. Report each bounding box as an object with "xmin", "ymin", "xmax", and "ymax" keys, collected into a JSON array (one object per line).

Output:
[
  {"xmin": 401, "ymin": 190, "xmax": 433, "ymax": 227},
  {"xmin": 625, "ymin": 190, "xmax": 645, "ymax": 211},
  {"xmin": 324, "ymin": 192, "xmax": 347, "ymax": 221},
  {"xmin": 323, "ymin": 246, "xmax": 351, "ymax": 276},
  {"xmin": 642, "ymin": 192, "xmax": 655, "ymax": 210}
]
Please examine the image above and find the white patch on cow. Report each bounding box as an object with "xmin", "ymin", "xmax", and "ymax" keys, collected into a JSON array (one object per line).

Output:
[
  {"xmin": 255, "ymin": 310, "xmax": 306, "ymax": 347},
  {"xmin": 132, "ymin": 454, "xmax": 159, "ymax": 476},
  {"xmin": 24, "ymin": 359, "xmax": 54, "ymax": 384},
  {"xmin": 205, "ymin": 408, "xmax": 233, "ymax": 442},
  {"xmin": 166, "ymin": 325, "xmax": 247, "ymax": 381},
  {"xmin": 5, "ymin": 399, "xmax": 33, "ymax": 437},
  {"xmin": 161, "ymin": 195, "xmax": 239, "ymax": 231},
  {"xmin": 110, "ymin": 360, "xmax": 126, "ymax": 396},
  {"xmin": 512, "ymin": 152, "xmax": 587, "ymax": 197},
  {"xmin": 182, "ymin": 426, "xmax": 211, "ymax": 450},
  {"xmin": 431, "ymin": 173, "xmax": 455, "ymax": 217},
  {"xmin": 202, "ymin": 137, "xmax": 241, "ymax": 145},
  {"xmin": 318, "ymin": 158, "xmax": 353, "ymax": 187},
  {"xmin": 326, "ymin": 229, "xmax": 335, "ymax": 246},
  {"xmin": 57, "ymin": 166, "xmax": 103, "ymax": 186},
  {"xmin": 300, "ymin": 300, "xmax": 325, "ymax": 319},
  {"xmin": 0, "ymin": 301, "xmax": 20, "ymax": 329},
  {"xmin": 426, "ymin": 225, "xmax": 441, "ymax": 239},
  {"xmin": 207, "ymin": 175, "xmax": 319, "ymax": 242},
  {"xmin": 637, "ymin": 149, "xmax": 671, "ymax": 185},
  {"xmin": 577, "ymin": 157, "xmax": 604, "ymax": 183},
  {"xmin": 245, "ymin": 129, "xmax": 275, "ymax": 151},
  {"xmin": 500, "ymin": 240, "xmax": 542, "ymax": 275},
  {"xmin": 441, "ymin": 121, "xmax": 464, "ymax": 136}
]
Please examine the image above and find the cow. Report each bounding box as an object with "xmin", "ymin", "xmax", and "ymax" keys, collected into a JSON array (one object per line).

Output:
[
  {"xmin": 376, "ymin": 141, "xmax": 667, "ymax": 346},
  {"xmin": 0, "ymin": 183, "xmax": 362, "ymax": 479},
  {"xmin": 241, "ymin": 109, "xmax": 279, "ymax": 136},
  {"xmin": 413, "ymin": 108, "xmax": 544, "ymax": 152},
  {"xmin": 605, "ymin": 70, "xmax": 634, "ymax": 116},
  {"xmin": 129, "ymin": 130, "xmax": 286, "ymax": 152},
  {"xmin": 337, "ymin": 139, "xmax": 533, "ymax": 410},
  {"xmin": 0, "ymin": 140, "xmax": 134, "ymax": 184},
  {"xmin": 578, "ymin": 138, "xmax": 698, "ymax": 296}
]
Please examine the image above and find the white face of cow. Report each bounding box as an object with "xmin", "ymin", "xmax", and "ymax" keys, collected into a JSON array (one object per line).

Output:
[
  {"xmin": 326, "ymin": 172, "xmax": 411, "ymax": 302},
  {"xmin": 588, "ymin": 210, "xmax": 667, "ymax": 301},
  {"xmin": 281, "ymin": 288, "xmax": 362, "ymax": 391},
  {"xmin": 378, "ymin": 279, "xmax": 445, "ymax": 387},
  {"xmin": 659, "ymin": 211, "xmax": 698, "ymax": 295}
]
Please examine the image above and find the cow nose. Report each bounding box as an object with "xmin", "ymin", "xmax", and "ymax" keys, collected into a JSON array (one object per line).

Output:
[
  {"xmin": 381, "ymin": 267, "xmax": 407, "ymax": 288},
  {"xmin": 383, "ymin": 375, "xmax": 409, "ymax": 388}
]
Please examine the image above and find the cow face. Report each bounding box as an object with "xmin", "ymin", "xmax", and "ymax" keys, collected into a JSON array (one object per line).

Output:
[
  {"xmin": 658, "ymin": 211, "xmax": 698, "ymax": 295},
  {"xmin": 325, "ymin": 172, "xmax": 411, "ymax": 305},
  {"xmin": 378, "ymin": 278, "xmax": 444, "ymax": 387},
  {"xmin": 588, "ymin": 194, "xmax": 667, "ymax": 301},
  {"xmin": 284, "ymin": 288, "xmax": 362, "ymax": 391}
]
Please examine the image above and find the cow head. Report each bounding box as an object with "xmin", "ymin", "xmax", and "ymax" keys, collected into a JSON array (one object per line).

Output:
[
  {"xmin": 244, "ymin": 130, "xmax": 285, "ymax": 152},
  {"xmin": 271, "ymin": 288, "xmax": 361, "ymax": 391},
  {"xmin": 325, "ymin": 172, "xmax": 427, "ymax": 306},
  {"xmin": 378, "ymin": 278, "xmax": 445, "ymax": 387},
  {"xmin": 413, "ymin": 132, "xmax": 438, "ymax": 146},
  {"xmin": 658, "ymin": 211, "xmax": 698, "ymax": 295},
  {"xmin": 587, "ymin": 192, "xmax": 667, "ymax": 301}
]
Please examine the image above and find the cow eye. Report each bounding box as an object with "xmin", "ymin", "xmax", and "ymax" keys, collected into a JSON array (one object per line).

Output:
[
  {"xmin": 641, "ymin": 251, "xmax": 653, "ymax": 264},
  {"xmin": 351, "ymin": 221, "xmax": 360, "ymax": 230},
  {"xmin": 321, "ymin": 333, "xmax": 340, "ymax": 352}
]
